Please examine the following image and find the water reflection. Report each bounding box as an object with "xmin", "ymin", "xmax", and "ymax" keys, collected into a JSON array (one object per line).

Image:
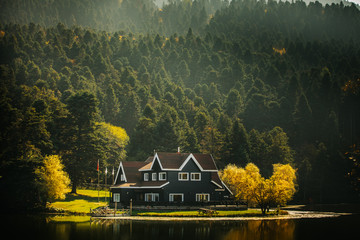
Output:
[
  {"xmin": 86, "ymin": 218, "xmax": 296, "ymax": 240},
  {"xmin": 2, "ymin": 214, "xmax": 359, "ymax": 240},
  {"xmin": 222, "ymin": 220, "xmax": 295, "ymax": 240}
]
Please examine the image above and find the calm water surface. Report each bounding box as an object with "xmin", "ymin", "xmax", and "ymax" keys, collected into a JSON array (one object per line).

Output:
[{"xmin": 2, "ymin": 214, "xmax": 359, "ymax": 240}]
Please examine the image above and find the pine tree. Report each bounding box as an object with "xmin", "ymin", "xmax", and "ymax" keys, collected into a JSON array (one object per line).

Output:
[
  {"xmin": 224, "ymin": 119, "xmax": 250, "ymax": 165},
  {"xmin": 62, "ymin": 91, "xmax": 103, "ymax": 193}
]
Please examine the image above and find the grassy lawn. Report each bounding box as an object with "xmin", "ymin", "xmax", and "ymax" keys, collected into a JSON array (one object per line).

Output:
[
  {"xmin": 49, "ymin": 189, "xmax": 287, "ymax": 217},
  {"xmin": 47, "ymin": 215, "xmax": 91, "ymax": 223},
  {"xmin": 49, "ymin": 189, "xmax": 109, "ymax": 214},
  {"xmin": 136, "ymin": 209, "xmax": 287, "ymax": 217}
]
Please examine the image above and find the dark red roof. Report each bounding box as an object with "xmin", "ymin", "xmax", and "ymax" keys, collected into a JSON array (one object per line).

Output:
[
  {"xmin": 157, "ymin": 152, "xmax": 191, "ymax": 169},
  {"xmin": 211, "ymin": 172, "xmax": 223, "ymax": 188},
  {"xmin": 122, "ymin": 161, "xmax": 147, "ymax": 183},
  {"xmin": 192, "ymin": 153, "xmax": 218, "ymax": 171},
  {"xmin": 144, "ymin": 156, "xmax": 153, "ymax": 163},
  {"xmin": 133, "ymin": 181, "xmax": 169, "ymax": 188},
  {"xmin": 112, "ymin": 152, "xmax": 224, "ymax": 190},
  {"xmin": 155, "ymin": 152, "xmax": 218, "ymax": 171},
  {"xmin": 112, "ymin": 181, "xmax": 169, "ymax": 188}
]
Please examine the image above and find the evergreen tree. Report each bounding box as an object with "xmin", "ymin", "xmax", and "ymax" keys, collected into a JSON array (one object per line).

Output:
[
  {"xmin": 62, "ymin": 91, "xmax": 103, "ymax": 193},
  {"xmin": 223, "ymin": 119, "xmax": 250, "ymax": 165},
  {"xmin": 224, "ymin": 89, "xmax": 243, "ymax": 118}
]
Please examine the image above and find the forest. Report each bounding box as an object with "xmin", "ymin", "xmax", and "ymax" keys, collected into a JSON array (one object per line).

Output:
[{"xmin": 0, "ymin": 0, "xmax": 360, "ymax": 209}]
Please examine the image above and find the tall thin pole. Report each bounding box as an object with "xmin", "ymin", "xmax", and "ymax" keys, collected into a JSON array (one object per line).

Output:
[
  {"xmin": 105, "ymin": 167, "xmax": 107, "ymax": 202},
  {"xmin": 97, "ymin": 160, "xmax": 100, "ymax": 203}
]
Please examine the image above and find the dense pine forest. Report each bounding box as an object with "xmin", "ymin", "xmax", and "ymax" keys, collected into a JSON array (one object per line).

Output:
[{"xmin": 1, "ymin": 0, "xmax": 360, "ymax": 209}]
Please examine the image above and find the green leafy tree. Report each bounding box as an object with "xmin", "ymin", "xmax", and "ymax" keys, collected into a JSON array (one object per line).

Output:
[{"xmin": 97, "ymin": 122, "xmax": 129, "ymax": 167}]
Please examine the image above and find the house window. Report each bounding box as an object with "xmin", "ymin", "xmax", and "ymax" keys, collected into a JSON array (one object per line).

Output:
[
  {"xmin": 145, "ymin": 193, "xmax": 159, "ymax": 202},
  {"xmin": 191, "ymin": 172, "xmax": 201, "ymax": 181},
  {"xmin": 152, "ymin": 172, "xmax": 157, "ymax": 181},
  {"xmin": 196, "ymin": 194, "xmax": 210, "ymax": 202},
  {"xmin": 159, "ymin": 172, "xmax": 166, "ymax": 181},
  {"xmin": 113, "ymin": 193, "xmax": 120, "ymax": 202},
  {"xmin": 169, "ymin": 193, "xmax": 184, "ymax": 202},
  {"xmin": 120, "ymin": 174, "xmax": 125, "ymax": 181},
  {"xmin": 178, "ymin": 172, "xmax": 189, "ymax": 181},
  {"xmin": 144, "ymin": 173, "xmax": 149, "ymax": 181}
]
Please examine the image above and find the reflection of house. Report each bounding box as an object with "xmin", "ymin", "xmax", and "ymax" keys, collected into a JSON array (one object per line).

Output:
[{"xmin": 110, "ymin": 151, "xmax": 232, "ymax": 206}]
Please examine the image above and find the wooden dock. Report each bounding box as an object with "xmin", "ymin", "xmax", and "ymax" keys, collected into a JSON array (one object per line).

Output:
[{"xmin": 90, "ymin": 206, "xmax": 130, "ymax": 217}]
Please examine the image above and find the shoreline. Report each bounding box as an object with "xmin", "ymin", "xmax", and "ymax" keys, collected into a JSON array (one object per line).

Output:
[{"xmin": 90, "ymin": 210, "xmax": 352, "ymax": 222}]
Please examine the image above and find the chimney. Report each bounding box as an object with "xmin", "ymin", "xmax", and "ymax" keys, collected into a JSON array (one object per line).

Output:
[{"xmin": 177, "ymin": 147, "xmax": 181, "ymax": 154}]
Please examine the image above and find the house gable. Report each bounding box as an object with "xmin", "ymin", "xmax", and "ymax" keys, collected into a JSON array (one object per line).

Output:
[
  {"xmin": 179, "ymin": 156, "xmax": 202, "ymax": 172},
  {"xmin": 150, "ymin": 153, "xmax": 163, "ymax": 171},
  {"xmin": 113, "ymin": 161, "xmax": 147, "ymax": 186},
  {"xmin": 114, "ymin": 161, "xmax": 126, "ymax": 184},
  {"xmin": 140, "ymin": 152, "xmax": 218, "ymax": 172},
  {"xmin": 179, "ymin": 154, "xmax": 218, "ymax": 172}
]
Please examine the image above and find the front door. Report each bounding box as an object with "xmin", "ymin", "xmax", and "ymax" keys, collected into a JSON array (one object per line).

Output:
[{"xmin": 169, "ymin": 193, "xmax": 184, "ymax": 202}]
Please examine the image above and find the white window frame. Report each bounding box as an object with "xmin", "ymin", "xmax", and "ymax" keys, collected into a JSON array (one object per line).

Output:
[
  {"xmin": 178, "ymin": 172, "xmax": 189, "ymax": 181},
  {"xmin": 169, "ymin": 193, "xmax": 184, "ymax": 202},
  {"xmin": 120, "ymin": 174, "xmax": 125, "ymax": 181},
  {"xmin": 113, "ymin": 193, "xmax": 120, "ymax": 202},
  {"xmin": 152, "ymin": 172, "xmax": 157, "ymax": 181},
  {"xmin": 191, "ymin": 172, "xmax": 201, "ymax": 181},
  {"xmin": 145, "ymin": 193, "xmax": 159, "ymax": 202},
  {"xmin": 159, "ymin": 172, "xmax": 166, "ymax": 181},
  {"xmin": 196, "ymin": 193, "xmax": 210, "ymax": 202},
  {"xmin": 144, "ymin": 173, "xmax": 149, "ymax": 181}
]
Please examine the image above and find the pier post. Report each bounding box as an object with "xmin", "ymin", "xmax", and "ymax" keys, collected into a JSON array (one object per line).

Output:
[
  {"xmin": 114, "ymin": 202, "xmax": 117, "ymax": 217},
  {"xmin": 130, "ymin": 199, "xmax": 133, "ymax": 216}
]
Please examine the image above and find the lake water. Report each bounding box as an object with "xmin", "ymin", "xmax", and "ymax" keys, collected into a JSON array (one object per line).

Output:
[{"xmin": 2, "ymin": 214, "xmax": 359, "ymax": 240}]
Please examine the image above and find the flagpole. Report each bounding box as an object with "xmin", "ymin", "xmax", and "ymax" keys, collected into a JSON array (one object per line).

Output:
[
  {"xmin": 105, "ymin": 167, "xmax": 107, "ymax": 202},
  {"xmin": 97, "ymin": 160, "xmax": 99, "ymax": 203}
]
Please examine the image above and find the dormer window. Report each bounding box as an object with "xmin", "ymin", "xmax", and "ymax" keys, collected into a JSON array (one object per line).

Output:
[
  {"xmin": 152, "ymin": 173, "xmax": 157, "ymax": 181},
  {"xmin": 120, "ymin": 174, "xmax": 125, "ymax": 181},
  {"xmin": 144, "ymin": 173, "xmax": 149, "ymax": 181}
]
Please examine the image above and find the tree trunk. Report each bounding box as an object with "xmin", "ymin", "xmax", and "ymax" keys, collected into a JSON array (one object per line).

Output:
[
  {"xmin": 71, "ymin": 179, "xmax": 77, "ymax": 194},
  {"xmin": 261, "ymin": 206, "xmax": 266, "ymax": 215}
]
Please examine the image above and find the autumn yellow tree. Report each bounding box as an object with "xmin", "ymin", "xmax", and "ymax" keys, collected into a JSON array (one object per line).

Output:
[
  {"xmin": 97, "ymin": 122, "xmax": 129, "ymax": 165},
  {"xmin": 220, "ymin": 163, "xmax": 296, "ymax": 215},
  {"xmin": 36, "ymin": 155, "xmax": 70, "ymax": 203}
]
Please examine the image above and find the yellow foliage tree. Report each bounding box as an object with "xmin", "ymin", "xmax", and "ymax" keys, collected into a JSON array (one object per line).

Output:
[
  {"xmin": 268, "ymin": 164, "xmax": 297, "ymax": 206},
  {"xmin": 36, "ymin": 155, "xmax": 70, "ymax": 202},
  {"xmin": 97, "ymin": 122, "xmax": 129, "ymax": 165},
  {"xmin": 220, "ymin": 163, "xmax": 296, "ymax": 214}
]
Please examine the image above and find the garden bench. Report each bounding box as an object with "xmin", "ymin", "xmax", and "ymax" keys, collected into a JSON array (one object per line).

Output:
[{"xmin": 198, "ymin": 208, "xmax": 218, "ymax": 217}]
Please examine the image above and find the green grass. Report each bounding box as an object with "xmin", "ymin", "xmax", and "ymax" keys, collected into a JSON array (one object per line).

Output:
[
  {"xmin": 136, "ymin": 211, "xmax": 200, "ymax": 217},
  {"xmin": 49, "ymin": 189, "xmax": 288, "ymax": 218},
  {"xmin": 49, "ymin": 189, "xmax": 109, "ymax": 214},
  {"xmin": 47, "ymin": 215, "xmax": 91, "ymax": 223},
  {"xmin": 136, "ymin": 209, "xmax": 288, "ymax": 217}
]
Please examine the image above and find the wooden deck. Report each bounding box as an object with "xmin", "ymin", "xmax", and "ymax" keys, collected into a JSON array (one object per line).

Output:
[{"xmin": 90, "ymin": 206, "xmax": 130, "ymax": 217}]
